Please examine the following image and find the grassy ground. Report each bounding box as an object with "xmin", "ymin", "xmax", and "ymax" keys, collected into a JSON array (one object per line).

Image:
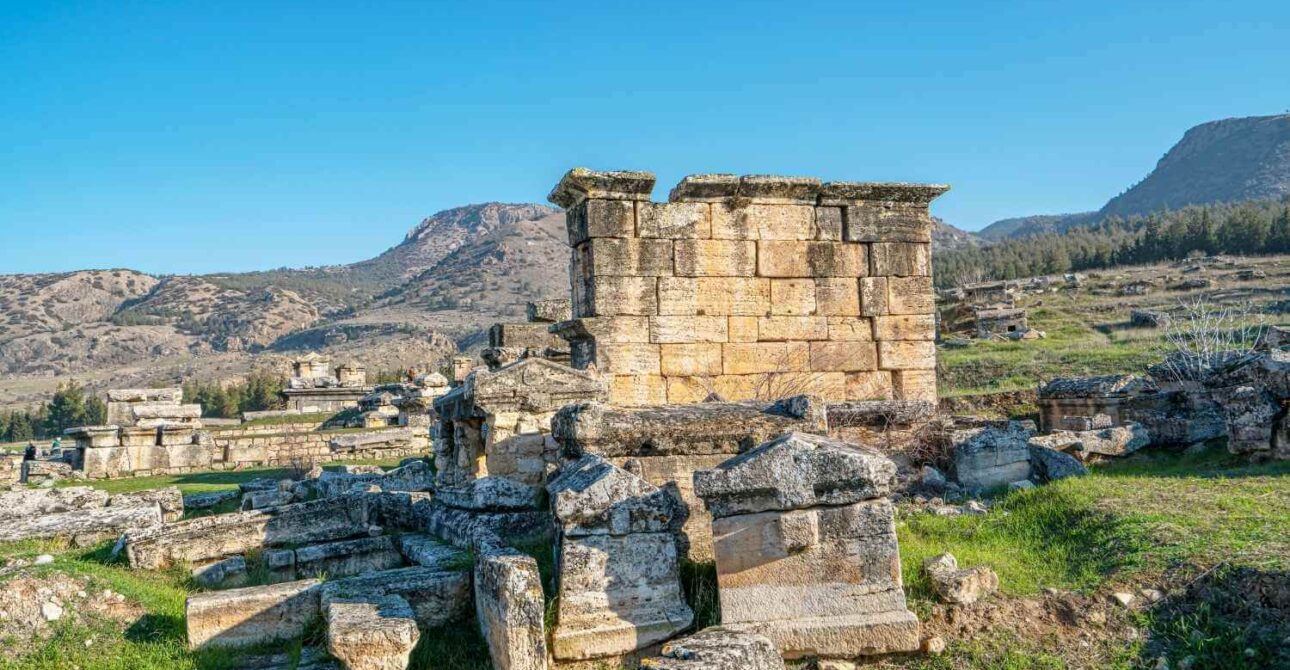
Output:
[
  {"xmin": 54, "ymin": 459, "xmax": 405, "ymax": 497},
  {"xmin": 2, "ymin": 449, "xmax": 1285, "ymax": 669}
]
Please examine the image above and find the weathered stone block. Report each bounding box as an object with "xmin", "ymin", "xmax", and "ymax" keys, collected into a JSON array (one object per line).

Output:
[
  {"xmin": 586, "ymin": 276, "xmax": 658, "ymax": 316},
  {"xmin": 810, "ymin": 341, "xmax": 878, "ymax": 372},
  {"xmin": 596, "ymin": 343, "xmax": 661, "ymax": 376},
  {"xmin": 739, "ymin": 176, "xmax": 822, "ymax": 205},
  {"xmin": 675, "ymin": 239, "xmax": 756, "ymax": 277},
  {"xmin": 0, "ymin": 504, "xmax": 162, "ymax": 545},
  {"xmin": 953, "ymin": 424, "xmax": 1033, "ymax": 491},
  {"xmin": 326, "ymin": 595, "xmax": 420, "ymax": 670},
  {"xmin": 186, "ymin": 578, "xmax": 322, "ymax": 650},
  {"xmin": 877, "ymin": 341, "xmax": 936, "ymax": 370},
  {"xmin": 769, "ymin": 279, "xmax": 816, "ymax": 316},
  {"xmin": 728, "ymin": 316, "xmax": 759, "ymax": 342},
  {"xmin": 526, "ymin": 298, "xmax": 572, "ymax": 323},
  {"xmin": 887, "ymin": 276, "xmax": 935, "ymax": 315},
  {"xmin": 846, "ymin": 371, "xmax": 895, "ymax": 400},
  {"xmin": 294, "ymin": 536, "xmax": 404, "ymax": 580},
  {"xmin": 566, "ymin": 199, "xmax": 637, "ymax": 246},
  {"xmin": 827, "ymin": 316, "xmax": 874, "ymax": 341},
  {"xmin": 873, "ymin": 314, "xmax": 936, "ymax": 341},
  {"xmin": 109, "ymin": 486, "xmax": 184, "ymax": 523},
  {"xmin": 323, "ymin": 566, "xmax": 472, "ymax": 629},
  {"xmin": 658, "ymin": 277, "xmax": 771, "ymax": 316},
  {"xmin": 474, "ymin": 549, "xmax": 548, "ymax": 670},
  {"xmin": 641, "ymin": 628, "xmax": 786, "ymax": 670},
  {"xmin": 192, "ymin": 555, "xmax": 249, "ymax": 589},
  {"xmin": 859, "ymin": 277, "xmax": 889, "ymax": 316},
  {"xmin": 870, "ymin": 242, "xmax": 931, "ymax": 277},
  {"xmin": 892, "ymin": 370, "xmax": 937, "ymax": 403},
  {"xmin": 581, "ymin": 237, "xmax": 675, "ymax": 276},
  {"xmin": 397, "ymin": 534, "xmax": 471, "ymax": 570},
  {"xmin": 712, "ymin": 204, "xmax": 814, "ymax": 240},
  {"xmin": 650, "ymin": 315, "xmax": 729, "ymax": 343},
  {"xmin": 723, "ymin": 342, "xmax": 810, "ymax": 375},
  {"xmin": 757, "ymin": 316, "xmax": 828, "ymax": 342},
  {"xmin": 609, "ymin": 375, "xmax": 668, "ymax": 406},
  {"xmin": 814, "ymin": 278, "xmax": 861, "ymax": 316},
  {"xmin": 639, "ymin": 201, "xmax": 712, "ymax": 239},
  {"xmin": 813, "ymin": 207, "xmax": 844, "ymax": 241},
  {"xmin": 661, "ymin": 343, "xmax": 724, "ymax": 376}
]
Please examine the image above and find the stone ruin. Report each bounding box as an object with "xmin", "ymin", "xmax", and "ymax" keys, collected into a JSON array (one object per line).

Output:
[
  {"xmin": 694, "ymin": 432, "xmax": 920, "ymax": 659},
  {"xmin": 283, "ymin": 353, "xmax": 373, "ymax": 411},
  {"xmin": 483, "ymin": 299, "xmax": 574, "ymax": 370},
  {"xmin": 973, "ymin": 306, "xmax": 1030, "ymax": 339},
  {"xmin": 547, "ymin": 169, "xmax": 946, "ymax": 406},
  {"xmin": 353, "ymin": 373, "xmax": 449, "ymax": 429},
  {"xmin": 62, "ymin": 388, "xmax": 212, "ymax": 480}
]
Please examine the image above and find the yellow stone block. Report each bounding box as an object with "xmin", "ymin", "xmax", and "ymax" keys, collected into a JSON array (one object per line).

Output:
[
  {"xmin": 712, "ymin": 203, "xmax": 814, "ymax": 240},
  {"xmin": 649, "ymin": 316, "xmax": 729, "ymax": 343},
  {"xmin": 660, "ymin": 343, "xmax": 724, "ymax": 376},
  {"xmin": 870, "ymin": 242, "xmax": 931, "ymax": 277},
  {"xmin": 588, "ymin": 276, "xmax": 658, "ymax": 316},
  {"xmin": 860, "ymin": 277, "xmax": 889, "ymax": 316},
  {"xmin": 815, "ymin": 278, "xmax": 861, "ymax": 316},
  {"xmin": 595, "ymin": 343, "xmax": 661, "ymax": 375},
  {"xmin": 658, "ymin": 277, "xmax": 771, "ymax": 316},
  {"xmin": 893, "ymin": 370, "xmax": 938, "ymax": 402},
  {"xmin": 728, "ymin": 316, "xmax": 759, "ymax": 342},
  {"xmin": 756, "ymin": 316, "xmax": 828, "ymax": 341},
  {"xmin": 609, "ymin": 375, "xmax": 668, "ymax": 406},
  {"xmin": 722, "ymin": 342, "xmax": 810, "ymax": 375},
  {"xmin": 580, "ymin": 238, "xmax": 674, "ymax": 276},
  {"xmin": 877, "ymin": 340, "xmax": 936, "ymax": 370},
  {"xmin": 872, "ymin": 314, "xmax": 936, "ymax": 341},
  {"xmin": 845, "ymin": 371, "xmax": 894, "ymax": 400},
  {"xmin": 827, "ymin": 316, "xmax": 874, "ymax": 341},
  {"xmin": 638, "ymin": 202, "xmax": 711, "ymax": 239},
  {"xmin": 887, "ymin": 276, "xmax": 935, "ymax": 315},
  {"xmin": 808, "ymin": 341, "xmax": 878, "ymax": 372},
  {"xmin": 675, "ymin": 239, "xmax": 756, "ymax": 277},
  {"xmin": 770, "ymin": 279, "xmax": 816, "ymax": 316}
]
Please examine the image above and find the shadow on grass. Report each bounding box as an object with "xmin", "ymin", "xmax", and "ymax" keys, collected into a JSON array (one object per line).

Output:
[
  {"xmin": 1138, "ymin": 565, "xmax": 1290, "ymax": 669},
  {"xmin": 1090, "ymin": 445, "xmax": 1290, "ymax": 481},
  {"xmin": 123, "ymin": 612, "xmax": 186, "ymax": 645}
]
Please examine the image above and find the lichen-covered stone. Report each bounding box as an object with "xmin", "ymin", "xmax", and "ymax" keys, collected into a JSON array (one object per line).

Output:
[
  {"xmin": 474, "ymin": 548, "xmax": 548, "ymax": 670},
  {"xmin": 953, "ymin": 423, "xmax": 1034, "ymax": 491},
  {"xmin": 109, "ymin": 486, "xmax": 185, "ymax": 523},
  {"xmin": 186, "ymin": 578, "xmax": 322, "ymax": 650},
  {"xmin": 326, "ymin": 595, "xmax": 420, "ymax": 670},
  {"xmin": 0, "ymin": 504, "xmax": 162, "ymax": 545},
  {"xmin": 694, "ymin": 431, "xmax": 896, "ymax": 518},
  {"xmin": 640, "ymin": 627, "xmax": 786, "ymax": 669},
  {"xmin": 322, "ymin": 566, "xmax": 471, "ymax": 629}
]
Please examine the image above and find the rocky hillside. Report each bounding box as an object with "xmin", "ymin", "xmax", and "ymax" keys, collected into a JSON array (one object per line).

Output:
[{"xmin": 979, "ymin": 113, "xmax": 1290, "ymax": 240}]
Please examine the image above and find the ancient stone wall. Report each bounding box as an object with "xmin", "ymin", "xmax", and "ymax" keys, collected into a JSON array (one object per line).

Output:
[{"xmin": 548, "ymin": 169, "xmax": 947, "ymax": 406}]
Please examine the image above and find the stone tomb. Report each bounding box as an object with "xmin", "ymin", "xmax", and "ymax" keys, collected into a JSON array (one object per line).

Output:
[
  {"xmin": 694, "ymin": 432, "xmax": 920, "ymax": 659},
  {"xmin": 547, "ymin": 168, "xmax": 947, "ymax": 406},
  {"xmin": 546, "ymin": 454, "xmax": 693, "ymax": 661}
]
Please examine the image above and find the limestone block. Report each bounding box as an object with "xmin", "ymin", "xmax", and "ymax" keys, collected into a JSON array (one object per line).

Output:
[
  {"xmin": 639, "ymin": 201, "xmax": 712, "ymax": 239},
  {"xmin": 860, "ymin": 277, "xmax": 889, "ymax": 316},
  {"xmin": 661, "ymin": 343, "xmax": 724, "ymax": 376},
  {"xmin": 587, "ymin": 276, "xmax": 659, "ymax": 316},
  {"xmin": 873, "ymin": 314, "xmax": 936, "ymax": 341},
  {"xmin": 609, "ymin": 375, "xmax": 668, "ymax": 406},
  {"xmin": 756, "ymin": 240, "xmax": 811, "ymax": 277},
  {"xmin": 436, "ymin": 476, "xmax": 544, "ymax": 512},
  {"xmin": 769, "ymin": 279, "xmax": 816, "ymax": 316},
  {"xmin": 892, "ymin": 370, "xmax": 937, "ymax": 403},
  {"xmin": 326, "ymin": 595, "xmax": 420, "ymax": 670},
  {"xmin": 728, "ymin": 316, "xmax": 759, "ymax": 342},
  {"xmin": 813, "ymin": 207, "xmax": 844, "ymax": 241},
  {"xmin": 724, "ymin": 610, "xmax": 920, "ymax": 659},
  {"xmin": 675, "ymin": 239, "xmax": 756, "ymax": 277},
  {"xmin": 878, "ymin": 341, "xmax": 936, "ymax": 370},
  {"xmin": 595, "ymin": 343, "xmax": 661, "ymax": 375},
  {"xmin": 694, "ymin": 432, "xmax": 896, "ymax": 517},
  {"xmin": 827, "ymin": 316, "xmax": 874, "ymax": 341},
  {"xmin": 810, "ymin": 341, "xmax": 878, "ymax": 373},
  {"xmin": 658, "ymin": 277, "xmax": 771, "ymax": 316},
  {"xmin": 552, "ymin": 316, "xmax": 651, "ymax": 345},
  {"xmin": 526, "ymin": 298, "xmax": 572, "ymax": 323},
  {"xmin": 887, "ymin": 276, "xmax": 935, "ymax": 315},
  {"xmin": 668, "ymin": 174, "xmax": 741, "ymax": 203},
  {"xmin": 294, "ymin": 536, "xmax": 404, "ymax": 580},
  {"xmin": 757, "ymin": 316, "xmax": 828, "ymax": 342},
  {"xmin": 0, "ymin": 504, "xmax": 162, "ymax": 544},
  {"xmin": 650, "ymin": 315, "xmax": 729, "ymax": 343},
  {"xmin": 713, "ymin": 204, "xmax": 814, "ymax": 240},
  {"xmin": 397, "ymin": 534, "xmax": 470, "ymax": 570},
  {"xmin": 322, "ymin": 566, "xmax": 472, "ymax": 629},
  {"xmin": 186, "ymin": 578, "xmax": 322, "ymax": 650},
  {"xmin": 581, "ymin": 237, "xmax": 675, "ymax": 276},
  {"xmin": 551, "ymin": 168, "xmax": 655, "ymax": 209},
  {"xmin": 953, "ymin": 424, "xmax": 1033, "ymax": 491},
  {"xmin": 119, "ymin": 427, "xmax": 159, "ymax": 447},
  {"xmin": 846, "ymin": 371, "xmax": 895, "ymax": 401},
  {"xmin": 815, "ymin": 278, "xmax": 861, "ymax": 316},
  {"xmin": 192, "ymin": 555, "xmax": 249, "ymax": 589},
  {"xmin": 842, "ymin": 201, "xmax": 935, "ymax": 242},
  {"xmin": 0, "ymin": 486, "xmax": 109, "ymax": 518},
  {"xmin": 739, "ymin": 176, "xmax": 822, "ymax": 205},
  {"xmin": 474, "ymin": 549, "xmax": 548, "ymax": 670},
  {"xmin": 566, "ymin": 198, "xmax": 637, "ymax": 246},
  {"xmin": 64, "ymin": 425, "xmax": 120, "ymax": 448},
  {"xmin": 870, "ymin": 242, "xmax": 931, "ymax": 277},
  {"xmin": 547, "ymin": 454, "xmax": 677, "ymax": 536},
  {"xmin": 722, "ymin": 342, "xmax": 810, "ymax": 375},
  {"xmin": 107, "ymin": 387, "xmax": 184, "ymax": 403},
  {"xmin": 109, "ymin": 487, "xmax": 184, "ymax": 523},
  {"xmin": 641, "ymin": 627, "xmax": 786, "ymax": 670}
]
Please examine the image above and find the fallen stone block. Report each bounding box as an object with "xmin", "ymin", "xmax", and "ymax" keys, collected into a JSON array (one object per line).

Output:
[
  {"xmin": 1029, "ymin": 422, "xmax": 1150, "ymax": 460},
  {"xmin": 109, "ymin": 487, "xmax": 185, "ymax": 523},
  {"xmin": 186, "ymin": 578, "xmax": 322, "ymax": 650},
  {"xmin": 640, "ymin": 627, "xmax": 786, "ymax": 669},
  {"xmin": 922, "ymin": 553, "xmax": 998, "ymax": 604},
  {"xmin": 0, "ymin": 504, "xmax": 162, "ymax": 545},
  {"xmin": 192, "ymin": 555, "xmax": 248, "ymax": 589},
  {"xmin": 0, "ymin": 486, "xmax": 109, "ymax": 519},
  {"xmin": 315, "ymin": 461, "xmax": 434, "ymax": 498},
  {"xmin": 435, "ymin": 476, "xmax": 544, "ymax": 512},
  {"xmin": 21, "ymin": 460, "xmax": 73, "ymax": 484},
  {"xmin": 474, "ymin": 548, "xmax": 547, "ymax": 670},
  {"xmin": 235, "ymin": 646, "xmax": 338, "ymax": 670},
  {"xmin": 184, "ymin": 489, "xmax": 239, "ymax": 510},
  {"xmin": 326, "ymin": 595, "xmax": 420, "ymax": 670},
  {"xmin": 953, "ymin": 422, "xmax": 1033, "ymax": 490},
  {"xmin": 1028, "ymin": 445, "xmax": 1088, "ymax": 482},
  {"xmin": 322, "ymin": 566, "xmax": 471, "ymax": 629},
  {"xmin": 397, "ymin": 534, "xmax": 470, "ymax": 571},
  {"xmin": 294, "ymin": 536, "xmax": 404, "ymax": 580},
  {"xmin": 263, "ymin": 548, "xmax": 298, "ymax": 583}
]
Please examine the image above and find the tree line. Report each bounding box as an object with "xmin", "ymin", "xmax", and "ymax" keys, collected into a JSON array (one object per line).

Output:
[
  {"xmin": 0, "ymin": 383, "xmax": 106, "ymax": 443},
  {"xmin": 934, "ymin": 199, "xmax": 1290, "ymax": 288},
  {"xmin": 181, "ymin": 371, "xmax": 287, "ymax": 419}
]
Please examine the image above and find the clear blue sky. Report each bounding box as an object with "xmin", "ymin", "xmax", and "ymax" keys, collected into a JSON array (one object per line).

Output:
[{"xmin": 3, "ymin": 1, "xmax": 1288, "ymax": 275}]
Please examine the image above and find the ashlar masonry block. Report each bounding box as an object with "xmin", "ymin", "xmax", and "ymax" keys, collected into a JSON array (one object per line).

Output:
[
  {"xmin": 649, "ymin": 315, "xmax": 729, "ymax": 343},
  {"xmin": 809, "ymin": 341, "xmax": 878, "ymax": 373},
  {"xmin": 892, "ymin": 370, "xmax": 938, "ymax": 403},
  {"xmin": 757, "ymin": 316, "xmax": 828, "ymax": 342},
  {"xmin": 580, "ymin": 238, "xmax": 675, "ymax": 277},
  {"xmin": 878, "ymin": 341, "xmax": 937, "ymax": 370},
  {"xmin": 873, "ymin": 314, "xmax": 936, "ymax": 341},
  {"xmin": 860, "ymin": 277, "xmax": 889, "ymax": 317},
  {"xmin": 586, "ymin": 276, "xmax": 659, "ymax": 316},
  {"xmin": 712, "ymin": 204, "xmax": 814, "ymax": 240},
  {"xmin": 827, "ymin": 316, "xmax": 874, "ymax": 341},
  {"xmin": 675, "ymin": 240, "xmax": 756, "ymax": 277},
  {"xmin": 870, "ymin": 242, "xmax": 931, "ymax": 277},
  {"xmin": 815, "ymin": 278, "xmax": 861, "ymax": 316},
  {"xmin": 887, "ymin": 276, "xmax": 935, "ymax": 315},
  {"xmin": 722, "ymin": 342, "xmax": 810, "ymax": 375},
  {"xmin": 638, "ymin": 201, "xmax": 712, "ymax": 239},
  {"xmin": 660, "ymin": 343, "xmax": 724, "ymax": 376},
  {"xmin": 770, "ymin": 279, "xmax": 816, "ymax": 316},
  {"xmin": 658, "ymin": 277, "xmax": 771, "ymax": 316}
]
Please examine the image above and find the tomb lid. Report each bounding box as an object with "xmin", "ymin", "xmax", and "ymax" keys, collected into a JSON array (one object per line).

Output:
[
  {"xmin": 548, "ymin": 167, "xmax": 656, "ymax": 209},
  {"xmin": 1039, "ymin": 374, "xmax": 1151, "ymax": 398},
  {"xmin": 546, "ymin": 454, "xmax": 675, "ymax": 536},
  {"xmin": 694, "ymin": 431, "xmax": 895, "ymax": 518},
  {"xmin": 818, "ymin": 181, "xmax": 950, "ymax": 206}
]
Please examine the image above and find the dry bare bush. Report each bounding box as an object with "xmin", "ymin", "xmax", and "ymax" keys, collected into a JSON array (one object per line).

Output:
[
  {"xmin": 286, "ymin": 456, "xmax": 315, "ymax": 480},
  {"xmin": 1156, "ymin": 296, "xmax": 1267, "ymax": 382}
]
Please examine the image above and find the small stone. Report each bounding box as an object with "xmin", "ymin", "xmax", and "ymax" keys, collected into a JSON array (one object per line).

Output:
[
  {"xmin": 1110, "ymin": 592, "xmax": 1135, "ymax": 607},
  {"xmin": 922, "ymin": 636, "xmax": 946, "ymax": 654},
  {"xmin": 366, "ymin": 525, "xmax": 383, "ymax": 537},
  {"xmin": 41, "ymin": 601, "xmax": 63, "ymax": 621},
  {"xmin": 1008, "ymin": 480, "xmax": 1035, "ymax": 492},
  {"xmin": 964, "ymin": 500, "xmax": 988, "ymax": 514},
  {"xmin": 1086, "ymin": 610, "xmax": 1106, "ymax": 624},
  {"xmin": 34, "ymin": 554, "xmax": 54, "ymax": 565},
  {"xmin": 1140, "ymin": 588, "xmax": 1164, "ymax": 602},
  {"xmin": 817, "ymin": 661, "xmax": 858, "ymax": 670},
  {"xmin": 923, "ymin": 553, "xmax": 998, "ymax": 604},
  {"xmin": 920, "ymin": 466, "xmax": 947, "ymax": 491}
]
